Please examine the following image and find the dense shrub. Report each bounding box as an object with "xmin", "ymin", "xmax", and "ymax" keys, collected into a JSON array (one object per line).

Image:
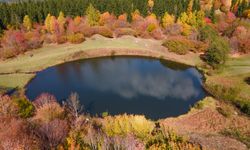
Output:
[
  {"xmin": 67, "ymin": 33, "xmax": 85, "ymax": 44},
  {"xmin": 230, "ymin": 25, "xmax": 250, "ymax": 54},
  {"xmin": 38, "ymin": 119, "xmax": 69, "ymax": 149},
  {"xmin": 162, "ymin": 38, "xmax": 206, "ymax": 54},
  {"xmin": 14, "ymin": 98, "xmax": 34, "ymax": 118},
  {"xmin": 150, "ymin": 29, "xmax": 164, "ymax": 40},
  {"xmin": 199, "ymin": 25, "xmax": 219, "ymax": 42},
  {"xmin": 199, "ymin": 25, "xmax": 230, "ymax": 67},
  {"xmin": 99, "ymin": 12, "xmax": 116, "ymax": 27},
  {"xmin": 1, "ymin": 30, "xmax": 28, "ymax": 56},
  {"xmin": 93, "ymin": 26, "xmax": 113, "ymax": 38},
  {"xmin": 102, "ymin": 114, "xmax": 155, "ymax": 139},
  {"xmin": 0, "ymin": 95, "xmax": 18, "ymax": 116},
  {"xmin": 162, "ymin": 39, "xmax": 189, "ymax": 55},
  {"xmin": 0, "ymin": 117, "xmax": 42, "ymax": 149},
  {"xmin": 204, "ymin": 36, "xmax": 230, "ymax": 67},
  {"xmin": 25, "ymin": 31, "xmax": 43, "ymax": 49},
  {"xmin": 238, "ymin": 38, "xmax": 250, "ymax": 54},
  {"xmin": 33, "ymin": 93, "xmax": 57, "ymax": 109},
  {"xmin": 146, "ymin": 126, "xmax": 201, "ymax": 150},
  {"xmin": 34, "ymin": 101, "xmax": 64, "ymax": 123}
]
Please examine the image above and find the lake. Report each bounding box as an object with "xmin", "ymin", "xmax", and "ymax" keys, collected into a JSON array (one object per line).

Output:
[{"xmin": 26, "ymin": 57, "xmax": 206, "ymax": 120}]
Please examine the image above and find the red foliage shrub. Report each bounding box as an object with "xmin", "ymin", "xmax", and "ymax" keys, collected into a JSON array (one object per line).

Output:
[
  {"xmin": 205, "ymin": 17, "xmax": 212, "ymax": 24},
  {"xmin": 238, "ymin": 38, "xmax": 250, "ymax": 53},
  {"xmin": 43, "ymin": 33, "xmax": 54, "ymax": 44},
  {"xmin": 1, "ymin": 30, "xmax": 28, "ymax": 53},
  {"xmin": 216, "ymin": 21, "xmax": 230, "ymax": 32},
  {"xmin": 25, "ymin": 30, "xmax": 43, "ymax": 49},
  {"xmin": 226, "ymin": 12, "xmax": 236, "ymax": 23},
  {"xmin": 113, "ymin": 20, "xmax": 130, "ymax": 29},
  {"xmin": 67, "ymin": 18, "xmax": 78, "ymax": 34},
  {"xmin": 56, "ymin": 34, "xmax": 67, "ymax": 44},
  {"xmin": 150, "ymin": 28, "xmax": 164, "ymax": 40},
  {"xmin": 0, "ymin": 28, "xmax": 44, "ymax": 59},
  {"xmin": 230, "ymin": 25, "xmax": 250, "ymax": 53},
  {"xmin": 99, "ymin": 12, "xmax": 116, "ymax": 27},
  {"xmin": 0, "ymin": 95, "xmax": 18, "ymax": 116},
  {"xmin": 0, "ymin": 116, "xmax": 42, "ymax": 149},
  {"xmin": 92, "ymin": 26, "xmax": 113, "ymax": 38},
  {"xmin": 33, "ymin": 93, "xmax": 57, "ymax": 109},
  {"xmin": 38, "ymin": 119, "xmax": 69, "ymax": 148},
  {"xmin": 34, "ymin": 100, "xmax": 64, "ymax": 124},
  {"xmin": 66, "ymin": 17, "xmax": 84, "ymax": 34},
  {"xmin": 131, "ymin": 14, "xmax": 160, "ymax": 38}
]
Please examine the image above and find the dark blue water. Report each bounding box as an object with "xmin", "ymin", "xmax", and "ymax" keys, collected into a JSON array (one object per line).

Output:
[{"xmin": 26, "ymin": 57, "xmax": 206, "ymax": 120}]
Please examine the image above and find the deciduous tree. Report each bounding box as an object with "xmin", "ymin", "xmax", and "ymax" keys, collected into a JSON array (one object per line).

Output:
[
  {"xmin": 85, "ymin": 4, "xmax": 100, "ymax": 26},
  {"xmin": 23, "ymin": 15, "xmax": 32, "ymax": 31}
]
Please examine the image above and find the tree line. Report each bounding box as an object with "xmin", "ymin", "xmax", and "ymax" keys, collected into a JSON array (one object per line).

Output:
[{"xmin": 0, "ymin": 0, "xmax": 200, "ymax": 32}]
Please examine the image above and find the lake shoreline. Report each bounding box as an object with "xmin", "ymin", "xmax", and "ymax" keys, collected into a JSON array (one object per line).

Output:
[{"xmin": 0, "ymin": 35, "xmax": 201, "ymax": 89}]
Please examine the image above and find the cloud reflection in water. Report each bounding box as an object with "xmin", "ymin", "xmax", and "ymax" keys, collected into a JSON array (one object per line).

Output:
[{"xmin": 77, "ymin": 58, "xmax": 201, "ymax": 100}]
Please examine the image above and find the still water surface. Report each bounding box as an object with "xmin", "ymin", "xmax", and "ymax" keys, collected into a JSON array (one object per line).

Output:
[{"xmin": 26, "ymin": 57, "xmax": 206, "ymax": 120}]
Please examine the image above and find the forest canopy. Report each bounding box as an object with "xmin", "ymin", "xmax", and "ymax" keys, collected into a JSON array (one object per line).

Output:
[{"xmin": 0, "ymin": 0, "xmax": 200, "ymax": 30}]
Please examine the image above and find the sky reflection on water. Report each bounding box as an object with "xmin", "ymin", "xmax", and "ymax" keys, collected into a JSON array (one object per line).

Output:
[{"xmin": 26, "ymin": 57, "xmax": 206, "ymax": 119}]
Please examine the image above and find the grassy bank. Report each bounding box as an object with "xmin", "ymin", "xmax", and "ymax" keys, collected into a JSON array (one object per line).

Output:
[
  {"xmin": 0, "ymin": 35, "xmax": 201, "ymax": 89},
  {"xmin": 204, "ymin": 54, "xmax": 250, "ymax": 116}
]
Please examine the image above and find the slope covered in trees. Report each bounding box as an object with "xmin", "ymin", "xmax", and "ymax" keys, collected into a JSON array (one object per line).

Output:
[{"xmin": 0, "ymin": 0, "xmax": 200, "ymax": 30}]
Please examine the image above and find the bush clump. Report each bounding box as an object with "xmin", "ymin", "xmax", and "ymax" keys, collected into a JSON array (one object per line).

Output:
[
  {"xmin": 162, "ymin": 38, "xmax": 205, "ymax": 55},
  {"xmin": 67, "ymin": 33, "xmax": 85, "ymax": 44},
  {"xmin": 14, "ymin": 98, "xmax": 34, "ymax": 118},
  {"xmin": 204, "ymin": 37, "xmax": 230, "ymax": 68},
  {"xmin": 199, "ymin": 25, "xmax": 219, "ymax": 42},
  {"xmin": 102, "ymin": 114, "xmax": 155, "ymax": 139}
]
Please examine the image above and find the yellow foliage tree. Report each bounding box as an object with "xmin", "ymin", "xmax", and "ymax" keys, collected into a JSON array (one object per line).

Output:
[
  {"xmin": 49, "ymin": 16, "xmax": 57, "ymax": 33},
  {"xmin": 148, "ymin": 0, "xmax": 154, "ymax": 14},
  {"xmin": 162, "ymin": 12, "xmax": 175, "ymax": 28},
  {"xmin": 180, "ymin": 22, "xmax": 192, "ymax": 36},
  {"xmin": 178, "ymin": 10, "xmax": 205, "ymax": 29},
  {"xmin": 57, "ymin": 11, "xmax": 66, "ymax": 32},
  {"xmin": 85, "ymin": 3, "xmax": 100, "ymax": 26},
  {"xmin": 187, "ymin": 0, "xmax": 194, "ymax": 14},
  {"xmin": 23, "ymin": 15, "xmax": 32, "ymax": 31},
  {"xmin": 45, "ymin": 13, "xmax": 52, "ymax": 32}
]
